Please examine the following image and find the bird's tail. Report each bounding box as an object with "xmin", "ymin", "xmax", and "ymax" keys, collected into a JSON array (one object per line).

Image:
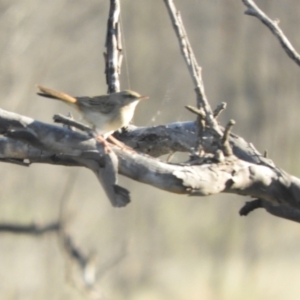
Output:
[{"xmin": 37, "ymin": 85, "xmax": 77, "ymax": 104}]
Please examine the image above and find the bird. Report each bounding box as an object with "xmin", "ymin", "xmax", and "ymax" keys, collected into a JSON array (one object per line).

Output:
[{"xmin": 37, "ymin": 85, "xmax": 148, "ymax": 149}]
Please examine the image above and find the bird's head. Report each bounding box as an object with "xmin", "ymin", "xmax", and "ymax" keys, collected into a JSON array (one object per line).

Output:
[{"xmin": 116, "ymin": 90, "xmax": 149, "ymax": 105}]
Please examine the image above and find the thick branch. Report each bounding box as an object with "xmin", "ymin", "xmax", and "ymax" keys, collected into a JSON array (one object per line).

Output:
[{"xmin": 1, "ymin": 108, "xmax": 300, "ymax": 212}]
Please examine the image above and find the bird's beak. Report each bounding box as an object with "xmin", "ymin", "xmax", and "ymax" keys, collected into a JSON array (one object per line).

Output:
[{"xmin": 138, "ymin": 95, "xmax": 149, "ymax": 100}]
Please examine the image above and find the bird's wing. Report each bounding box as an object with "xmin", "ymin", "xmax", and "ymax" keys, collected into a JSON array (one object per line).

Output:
[{"xmin": 77, "ymin": 95, "xmax": 115, "ymax": 114}]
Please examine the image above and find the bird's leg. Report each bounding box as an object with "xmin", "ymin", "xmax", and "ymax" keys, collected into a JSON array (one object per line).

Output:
[
  {"xmin": 96, "ymin": 135, "xmax": 111, "ymax": 153},
  {"xmin": 95, "ymin": 133, "xmax": 135, "ymax": 153},
  {"xmin": 107, "ymin": 135, "xmax": 135, "ymax": 153}
]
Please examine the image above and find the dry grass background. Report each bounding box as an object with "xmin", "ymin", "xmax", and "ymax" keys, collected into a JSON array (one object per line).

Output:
[{"xmin": 1, "ymin": 0, "xmax": 300, "ymax": 299}]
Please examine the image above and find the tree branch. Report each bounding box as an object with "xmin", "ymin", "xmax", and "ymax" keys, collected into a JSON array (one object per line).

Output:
[
  {"xmin": 0, "ymin": 222, "xmax": 60, "ymax": 234},
  {"xmin": 1, "ymin": 0, "xmax": 299, "ymax": 225},
  {"xmin": 2, "ymin": 108, "xmax": 300, "ymax": 215},
  {"xmin": 242, "ymin": 0, "xmax": 300, "ymax": 67},
  {"xmin": 163, "ymin": 0, "xmax": 222, "ymax": 136},
  {"xmin": 105, "ymin": 0, "xmax": 122, "ymax": 93}
]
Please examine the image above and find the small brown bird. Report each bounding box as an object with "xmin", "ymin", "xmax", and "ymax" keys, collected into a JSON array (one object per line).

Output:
[{"xmin": 37, "ymin": 85, "xmax": 148, "ymax": 140}]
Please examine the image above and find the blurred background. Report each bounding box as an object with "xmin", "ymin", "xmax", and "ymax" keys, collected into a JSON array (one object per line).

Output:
[{"xmin": 1, "ymin": 0, "xmax": 300, "ymax": 299}]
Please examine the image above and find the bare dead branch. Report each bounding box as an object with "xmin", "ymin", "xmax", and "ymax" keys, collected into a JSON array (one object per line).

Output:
[
  {"xmin": 240, "ymin": 199, "xmax": 300, "ymax": 223},
  {"xmin": 185, "ymin": 105, "xmax": 206, "ymax": 155},
  {"xmin": 242, "ymin": 0, "xmax": 300, "ymax": 67},
  {"xmin": 0, "ymin": 222, "xmax": 60, "ymax": 234},
  {"xmin": 2, "ymin": 108, "xmax": 300, "ymax": 213},
  {"xmin": 95, "ymin": 149, "xmax": 131, "ymax": 207},
  {"xmin": 239, "ymin": 199, "xmax": 263, "ymax": 216},
  {"xmin": 185, "ymin": 105, "xmax": 205, "ymax": 119},
  {"xmin": 0, "ymin": 0, "xmax": 296, "ymax": 221},
  {"xmin": 0, "ymin": 107, "xmax": 273, "ymax": 165},
  {"xmin": 163, "ymin": 0, "xmax": 222, "ymax": 136},
  {"xmin": 105, "ymin": 0, "xmax": 122, "ymax": 93},
  {"xmin": 222, "ymin": 119, "xmax": 236, "ymax": 156},
  {"xmin": 213, "ymin": 102, "xmax": 227, "ymax": 119},
  {"xmin": 54, "ymin": 114, "xmax": 93, "ymax": 135}
]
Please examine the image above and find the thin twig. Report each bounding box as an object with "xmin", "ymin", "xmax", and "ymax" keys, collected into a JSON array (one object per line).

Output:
[
  {"xmin": 239, "ymin": 199, "xmax": 262, "ymax": 216},
  {"xmin": 242, "ymin": 0, "xmax": 300, "ymax": 67},
  {"xmin": 0, "ymin": 222, "xmax": 60, "ymax": 234},
  {"xmin": 222, "ymin": 119, "xmax": 236, "ymax": 156},
  {"xmin": 53, "ymin": 114, "xmax": 93, "ymax": 135},
  {"xmin": 163, "ymin": 0, "xmax": 222, "ymax": 135},
  {"xmin": 213, "ymin": 102, "xmax": 227, "ymax": 119},
  {"xmin": 185, "ymin": 105, "xmax": 206, "ymax": 155},
  {"xmin": 185, "ymin": 105, "xmax": 205, "ymax": 119}
]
